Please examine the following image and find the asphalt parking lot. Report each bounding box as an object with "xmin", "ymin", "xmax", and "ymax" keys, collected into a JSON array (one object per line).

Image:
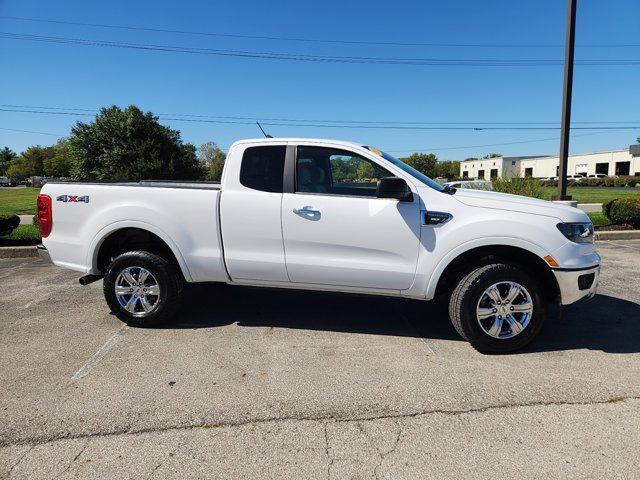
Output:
[{"xmin": 1, "ymin": 240, "xmax": 640, "ymax": 479}]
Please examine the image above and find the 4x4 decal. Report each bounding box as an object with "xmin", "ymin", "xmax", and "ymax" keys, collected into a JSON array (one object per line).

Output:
[{"xmin": 56, "ymin": 195, "xmax": 90, "ymax": 203}]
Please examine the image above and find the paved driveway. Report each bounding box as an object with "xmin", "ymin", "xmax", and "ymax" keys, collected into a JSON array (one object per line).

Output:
[{"xmin": 1, "ymin": 241, "xmax": 639, "ymax": 479}]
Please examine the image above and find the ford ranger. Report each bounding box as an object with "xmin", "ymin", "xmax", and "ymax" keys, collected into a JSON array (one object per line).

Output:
[{"xmin": 37, "ymin": 138, "xmax": 600, "ymax": 352}]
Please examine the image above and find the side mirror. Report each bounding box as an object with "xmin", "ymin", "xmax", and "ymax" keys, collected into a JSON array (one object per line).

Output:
[{"xmin": 376, "ymin": 177, "xmax": 413, "ymax": 202}]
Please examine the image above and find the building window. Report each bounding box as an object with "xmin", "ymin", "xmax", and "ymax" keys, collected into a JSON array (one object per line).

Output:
[
  {"xmin": 512, "ymin": 161, "xmax": 516, "ymax": 166},
  {"xmin": 615, "ymin": 161, "xmax": 630, "ymax": 176},
  {"xmin": 490, "ymin": 169, "xmax": 498, "ymax": 179},
  {"xmin": 525, "ymin": 167, "xmax": 533, "ymax": 178},
  {"xmin": 462, "ymin": 171, "xmax": 469, "ymax": 178},
  {"xmin": 596, "ymin": 163, "xmax": 609, "ymax": 175},
  {"xmin": 477, "ymin": 169, "xmax": 485, "ymax": 179}
]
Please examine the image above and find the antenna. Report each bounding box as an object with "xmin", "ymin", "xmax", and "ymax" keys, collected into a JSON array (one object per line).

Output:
[{"xmin": 256, "ymin": 122, "xmax": 273, "ymax": 138}]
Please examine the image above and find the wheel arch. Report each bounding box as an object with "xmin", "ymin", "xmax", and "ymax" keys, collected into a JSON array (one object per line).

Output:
[
  {"xmin": 430, "ymin": 243, "xmax": 560, "ymax": 302},
  {"xmin": 88, "ymin": 222, "xmax": 192, "ymax": 281}
]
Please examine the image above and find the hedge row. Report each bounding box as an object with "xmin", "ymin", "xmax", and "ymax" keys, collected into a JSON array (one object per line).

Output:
[
  {"xmin": 539, "ymin": 176, "xmax": 640, "ymax": 188},
  {"xmin": 604, "ymin": 197, "xmax": 640, "ymax": 228},
  {"xmin": 0, "ymin": 214, "xmax": 20, "ymax": 236}
]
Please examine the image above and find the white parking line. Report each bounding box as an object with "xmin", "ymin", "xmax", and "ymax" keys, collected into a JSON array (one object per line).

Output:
[{"xmin": 71, "ymin": 325, "xmax": 127, "ymax": 380}]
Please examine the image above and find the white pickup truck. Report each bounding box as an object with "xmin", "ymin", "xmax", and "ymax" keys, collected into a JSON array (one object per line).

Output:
[{"xmin": 37, "ymin": 138, "xmax": 600, "ymax": 352}]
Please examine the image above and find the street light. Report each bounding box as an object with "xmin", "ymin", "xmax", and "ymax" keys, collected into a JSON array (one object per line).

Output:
[{"xmin": 557, "ymin": 0, "xmax": 577, "ymax": 201}]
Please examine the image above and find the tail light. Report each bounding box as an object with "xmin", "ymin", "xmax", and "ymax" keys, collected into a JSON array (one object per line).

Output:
[{"xmin": 37, "ymin": 194, "xmax": 52, "ymax": 238}]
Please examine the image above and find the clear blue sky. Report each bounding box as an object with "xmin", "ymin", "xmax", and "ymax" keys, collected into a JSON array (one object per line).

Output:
[{"xmin": 1, "ymin": 0, "xmax": 639, "ymax": 160}]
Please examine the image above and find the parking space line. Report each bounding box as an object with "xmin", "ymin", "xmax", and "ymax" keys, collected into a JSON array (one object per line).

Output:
[{"xmin": 71, "ymin": 325, "xmax": 128, "ymax": 380}]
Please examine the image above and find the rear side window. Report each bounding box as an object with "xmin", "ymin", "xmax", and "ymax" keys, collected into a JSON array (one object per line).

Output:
[{"xmin": 239, "ymin": 145, "xmax": 286, "ymax": 193}]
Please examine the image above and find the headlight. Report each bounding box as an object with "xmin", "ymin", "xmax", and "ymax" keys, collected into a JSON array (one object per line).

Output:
[{"xmin": 556, "ymin": 222, "xmax": 594, "ymax": 243}]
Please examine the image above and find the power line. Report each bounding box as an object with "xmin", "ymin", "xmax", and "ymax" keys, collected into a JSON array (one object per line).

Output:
[
  {"xmin": 3, "ymin": 32, "xmax": 640, "ymax": 67},
  {"xmin": 3, "ymin": 103, "xmax": 640, "ymax": 126},
  {"xmin": 0, "ymin": 125, "xmax": 622, "ymax": 155},
  {"xmin": 385, "ymin": 131, "xmax": 617, "ymax": 153},
  {"xmin": 3, "ymin": 107, "xmax": 640, "ymax": 131},
  {"xmin": 2, "ymin": 15, "xmax": 639, "ymax": 49},
  {"xmin": 0, "ymin": 126, "xmax": 65, "ymax": 136}
]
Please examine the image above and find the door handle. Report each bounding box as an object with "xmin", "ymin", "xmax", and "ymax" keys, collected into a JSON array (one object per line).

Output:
[{"xmin": 293, "ymin": 206, "xmax": 321, "ymax": 218}]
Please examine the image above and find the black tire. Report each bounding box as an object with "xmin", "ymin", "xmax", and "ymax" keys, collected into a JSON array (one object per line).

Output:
[
  {"xmin": 449, "ymin": 263, "xmax": 546, "ymax": 353},
  {"xmin": 103, "ymin": 250, "xmax": 184, "ymax": 327}
]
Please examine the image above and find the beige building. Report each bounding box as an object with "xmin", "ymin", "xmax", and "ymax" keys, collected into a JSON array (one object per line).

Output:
[
  {"xmin": 460, "ymin": 145, "xmax": 640, "ymax": 179},
  {"xmin": 460, "ymin": 156, "xmax": 543, "ymax": 180}
]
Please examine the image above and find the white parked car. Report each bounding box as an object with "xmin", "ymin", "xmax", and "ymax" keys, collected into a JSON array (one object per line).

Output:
[
  {"xmin": 37, "ymin": 138, "xmax": 599, "ymax": 353},
  {"xmin": 587, "ymin": 174, "xmax": 607, "ymax": 179},
  {"xmin": 566, "ymin": 174, "xmax": 585, "ymax": 182},
  {"xmin": 443, "ymin": 180, "xmax": 493, "ymax": 191}
]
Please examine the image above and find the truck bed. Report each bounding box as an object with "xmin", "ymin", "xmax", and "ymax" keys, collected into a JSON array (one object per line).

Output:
[
  {"xmin": 46, "ymin": 180, "xmax": 221, "ymax": 190},
  {"xmin": 40, "ymin": 181, "xmax": 227, "ymax": 283}
]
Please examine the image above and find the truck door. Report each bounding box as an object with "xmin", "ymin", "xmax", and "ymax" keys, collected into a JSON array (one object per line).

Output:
[
  {"xmin": 281, "ymin": 145, "xmax": 421, "ymax": 290},
  {"xmin": 219, "ymin": 143, "xmax": 289, "ymax": 282}
]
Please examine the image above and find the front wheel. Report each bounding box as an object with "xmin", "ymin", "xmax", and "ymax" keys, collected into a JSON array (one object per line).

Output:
[
  {"xmin": 103, "ymin": 250, "xmax": 184, "ymax": 327},
  {"xmin": 449, "ymin": 263, "xmax": 546, "ymax": 353}
]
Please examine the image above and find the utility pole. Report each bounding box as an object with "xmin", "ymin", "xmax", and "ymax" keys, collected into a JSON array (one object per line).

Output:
[{"xmin": 557, "ymin": 0, "xmax": 577, "ymax": 200}]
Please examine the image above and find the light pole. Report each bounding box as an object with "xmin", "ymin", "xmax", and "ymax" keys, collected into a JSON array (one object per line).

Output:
[{"xmin": 557, "ymin": 0, "xmax": 577, "ymax": 200}]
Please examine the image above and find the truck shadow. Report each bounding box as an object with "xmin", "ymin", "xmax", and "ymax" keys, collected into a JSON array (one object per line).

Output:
[{"xmin": 169, "ymin": 286, "xmax": 640, "ymax": 354}]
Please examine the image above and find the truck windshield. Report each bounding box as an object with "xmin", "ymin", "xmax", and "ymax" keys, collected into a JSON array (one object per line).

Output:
[{"xmin": 362, "ymin": 147, "xmax": 444, "ymax": 192}]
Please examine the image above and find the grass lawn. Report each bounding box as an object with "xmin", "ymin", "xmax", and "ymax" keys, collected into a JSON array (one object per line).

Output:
[
  {"xmin": 0, "ymin": 224, "xmax": 41, "ymax": 246},
  {"xmin": 539, "ymin": 187, "xmax": 640, "ymax": 204},
  {"xmin": 0, "ymin": 187, "xmax": 41, "ymax": 215}
]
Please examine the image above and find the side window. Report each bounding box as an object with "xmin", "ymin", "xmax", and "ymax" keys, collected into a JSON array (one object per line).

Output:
[
  {"xmin": 239, "ymin": 145, "xmax": 286, "ymax": 193},
  {"xmin": 296, "ymin": 146, "xmax": 393, "ymax": 197}
]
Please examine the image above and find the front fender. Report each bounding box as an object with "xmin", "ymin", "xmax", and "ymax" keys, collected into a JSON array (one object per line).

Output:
[{"xmin": 421, "ymin": 236, "xmax": 550, "ymax": 300}]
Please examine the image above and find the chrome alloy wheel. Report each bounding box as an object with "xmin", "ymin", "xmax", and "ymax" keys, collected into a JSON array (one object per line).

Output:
[
  {"xmin": 476, "ymin": 281, "xmax": 533, "ymax": 339},
  {"xmin": 114, "ymin": 266, "xmax": 161, "ymax": 317}
]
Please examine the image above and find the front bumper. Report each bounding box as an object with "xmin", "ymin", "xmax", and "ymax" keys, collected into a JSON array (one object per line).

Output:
[
  {"xmin": 37, "ymin": 244, "xmax": 51, "ymax": 263},
  {"xmin": 552, "ymin": 264, "xmax": 600, "ymax": 305}
]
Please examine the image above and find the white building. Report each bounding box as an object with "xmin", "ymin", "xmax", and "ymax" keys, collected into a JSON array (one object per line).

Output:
[
  {"xmin": 460, "ymin": 155, "xmax": 546, "ymax": 180},
  {"xmin": 460, "ymin": 145, "xmax": 640, "ymax": 179}
]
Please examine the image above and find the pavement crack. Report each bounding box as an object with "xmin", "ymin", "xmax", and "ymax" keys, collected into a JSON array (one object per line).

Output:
[
  {"xmin": 3, "ymin": 396, "xmax": 638, "ymax": 449},
  {"xmin": 373, "ymin": 419, "xmax": 402, "ymax": 480},
  {"xmin": 323, "ymin": 422, "xmax": 334, "ymax": 480},
  {"xmin": 6, "ymin": 444, "xmax": 34, "ymax": 475},
  {"xmin": 52, "ymin": 439, "xmax": 88, "ymax": 480}
]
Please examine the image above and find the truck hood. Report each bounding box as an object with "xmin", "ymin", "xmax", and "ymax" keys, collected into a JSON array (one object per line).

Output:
[{"xmin": 451, "ymin": 188, "xmax": 589, "ymax": 222}]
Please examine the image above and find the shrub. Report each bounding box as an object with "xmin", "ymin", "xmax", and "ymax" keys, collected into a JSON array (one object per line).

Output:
[
  {"xmin": 606, "ymin": 197, "xmax": 640, "ymax": 228},
  {"xmin": 536, "ymin": 176, "xmax": 640, "ymax": 188},
  {"xmin": 603, "ymin": 199, "xmax": 616, "ymax": 219},
  {"xmin": 492, "ymin": 177, "xmax": 547, "ymax": 199},
  {"xmin": 0, "ymin": 214, "xmax": 20, "ymax": 236}
]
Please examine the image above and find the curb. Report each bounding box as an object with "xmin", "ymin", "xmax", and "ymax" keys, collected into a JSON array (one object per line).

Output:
[
  {"xmin": 0, "ymin": 246, "xmax": 39, "ymax": 258},
  {"xmin": 595, "ymin": 230, "xmax": 640, "ymax": 241}
]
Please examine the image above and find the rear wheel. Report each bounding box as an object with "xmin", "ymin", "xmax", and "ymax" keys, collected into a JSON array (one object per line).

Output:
[
  {"xmin": 103, "ymin": 250, "xmax": 184, "ymax": 327},
  {"xmin": 449, "ymin": 263, "xmax": 546, "ymax": 353}
]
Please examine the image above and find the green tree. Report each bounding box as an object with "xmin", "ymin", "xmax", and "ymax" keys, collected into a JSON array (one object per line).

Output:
[
  {"xmin": 403, "ymin": 153, "xmax": 438, "ymax": 177},
  {"xmin": 356, "ymin": 160, "xmax": 376, "ymax": 180},
  {"xmin": 0, "ymin": 147, "xmax": 17, "ymax": 175},
  {"xmin": 435, "ymin": 160, "xmax": 461, "ymax": 178},
  {"xmin": 43, "ymin": 139, "xmax": 76, "ymax": 177},
  {"xmin": 6, "ymin": 145, "xmax": 54, "ymax": 179},
  {"xmin": 69, "ymin": 105, "xmax": 204, "ymax": 181},
  {"xmin": 330, "ymin": 157, "xmax": 358, "ymax": 182},
  {"xmin": 198, "ymin": 142, "xmax": 226, "ymax": 181},
  {"xmin": 482, "ymin": 153, "xmax": 502, "ymax": 159}
]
